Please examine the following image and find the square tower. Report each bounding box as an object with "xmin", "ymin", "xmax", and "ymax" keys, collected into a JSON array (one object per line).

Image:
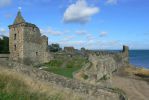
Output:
[{"xmin": 9, "ymin": 10, "xmax": 50, "ymax": 65}]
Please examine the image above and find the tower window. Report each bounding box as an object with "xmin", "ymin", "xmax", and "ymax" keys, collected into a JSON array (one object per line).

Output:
[
  {"xmin": 14, "ymin": 45, "xmax": 16, "ymax": 51},
  {"xmin": 33, "ymin": 27, "xmax": 36, "ymax": 32},
  {"xmin": 14, "ymin": 34, "xmax": 16, "ymax": 40},
  {"xmin": 36, "ymin": 52, "xmax": 38, "ymax": 56}
]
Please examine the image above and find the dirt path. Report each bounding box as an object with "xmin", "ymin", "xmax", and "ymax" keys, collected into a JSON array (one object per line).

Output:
[{"xmin": 112, "ymin": 76, "xmax": 149, "ymax": 100}]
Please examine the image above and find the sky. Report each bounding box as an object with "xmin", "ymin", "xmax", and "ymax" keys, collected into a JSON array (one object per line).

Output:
[{"xmin": 0, "ymin": 0, "xmax": 149, "ymax": 50}]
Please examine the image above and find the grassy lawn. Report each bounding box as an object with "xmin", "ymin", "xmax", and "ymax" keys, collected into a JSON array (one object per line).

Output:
[
  {"xmin": 43, "ymin": 55, "xmax": 87, "ymax": 78},
  {"xmin": 45, "ymin": 66, "xmax": 82, "ymax": 78}
]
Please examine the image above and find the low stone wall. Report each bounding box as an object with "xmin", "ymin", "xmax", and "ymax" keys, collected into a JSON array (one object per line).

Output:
[
  {"xmin": 0, "ymin": 54, "xmax": 9, "ymax": 58},
  {"xmin": 1, "ymin": 61, "xmax": 127, "ymax": 100},
  {"xmin": 0, "ymin": 54, "xmax": 9, "ymax": 61}
]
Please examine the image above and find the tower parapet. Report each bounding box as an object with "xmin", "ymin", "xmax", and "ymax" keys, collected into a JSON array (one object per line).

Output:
[
  {"xmin": 123, "ymin": 45, "xmax": 129, "ymax": 53},
  {"xmin": 122, "ymin": 45, "xmax": 129, "ymax": 58}
]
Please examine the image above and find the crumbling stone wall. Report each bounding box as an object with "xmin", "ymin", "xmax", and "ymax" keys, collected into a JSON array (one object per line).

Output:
[
  {"xmin": 74, "ymin": 45, "xmax": 129, "ymax": 83},
  {"xmin": 22, "ymin": 26, "xmax": 50, "ymax": 65}
]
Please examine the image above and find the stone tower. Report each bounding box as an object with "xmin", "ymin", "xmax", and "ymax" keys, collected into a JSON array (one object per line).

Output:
[{"xmin": 9, "ymin": 10, "xmax": 50, "ymax": 65}]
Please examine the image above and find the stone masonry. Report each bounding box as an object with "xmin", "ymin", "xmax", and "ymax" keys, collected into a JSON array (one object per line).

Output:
[
  {"xmin": 74, "ymin": 45, "xmax": 129, "ymax": 83},
  {"xmin": 9, "ymin": 10, "xmax": 50, "ymax": 65}
]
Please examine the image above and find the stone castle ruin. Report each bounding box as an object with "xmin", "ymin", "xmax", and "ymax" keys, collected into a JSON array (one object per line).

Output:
[
  {"xmin": 74, "ymin": 46, "xmax": 129, "ymax": 83},
  {"xmin": 0, "ymin": 10, "xmax": 131, "ymax": 100},
  {"xmin": 8, "ymin": 10, "xmax": 50, "ymax": 65},
  {"xmin": 3, "ymin": 10, "xmax": 129, "ymax": 79}
]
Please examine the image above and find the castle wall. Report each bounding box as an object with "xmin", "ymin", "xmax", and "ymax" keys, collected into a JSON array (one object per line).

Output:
[
  {"xmin": 9, "ymin": 25, "xmax": 24, "ymax": 61},
  {"xmin": 74, "ymin": 46, "xmax": 129, "ymax": 83},
  {"xmin": 22, "ymin": 25, "xmax": 50, "ymax": 65}
]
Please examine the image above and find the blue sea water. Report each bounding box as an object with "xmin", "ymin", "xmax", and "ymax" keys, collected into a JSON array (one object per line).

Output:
[{"xmin": 129, "ymin": 50, "xmax": 149, "ymax": 69}]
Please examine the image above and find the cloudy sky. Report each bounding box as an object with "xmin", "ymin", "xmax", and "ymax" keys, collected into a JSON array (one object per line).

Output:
[{"xmin": 0, "ymin": 0, "xmax": 149, "ymax": 50}]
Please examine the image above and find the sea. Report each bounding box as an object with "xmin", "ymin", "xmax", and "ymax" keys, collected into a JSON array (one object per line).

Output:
[{"xmin": 129, "ymin": 50, "xmax": 149, "ymax": 69}]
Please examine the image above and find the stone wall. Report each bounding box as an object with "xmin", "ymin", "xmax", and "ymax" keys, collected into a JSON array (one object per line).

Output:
[
  {"xmin": 9, "ymin": 21, "xmax": 50, "ymax": 65},
  {"xmin": 0, "ymin": 61, "xmax": 127, "ymax": 100},
  {"xmin": 74, "ymin": 45, "xmax": 129, "ymax": 83},
  {"xmin": 0, "ymin": 54, "xmax": 9, "ymax": 61},
  {"xmin": 9, "ymin": 24, "xmax": 24, "ymax": 61},
  {"xmin": 0, "ymin": 54, "xmax": 9, "ymax": 58}
]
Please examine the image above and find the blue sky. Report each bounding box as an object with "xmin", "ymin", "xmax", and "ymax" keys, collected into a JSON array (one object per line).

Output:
[{"xmin": 0, "ymin": 0, "xmax": 149, "ymax": 50}]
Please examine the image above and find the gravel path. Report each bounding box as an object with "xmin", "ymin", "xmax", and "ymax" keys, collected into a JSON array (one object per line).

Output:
[{"xmin": 112, "ymin": 75, "xmax": 149, "ymax": 100}]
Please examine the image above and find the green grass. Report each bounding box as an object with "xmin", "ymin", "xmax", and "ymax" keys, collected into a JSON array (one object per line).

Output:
[
  {"xmin": 44, "ymin": 55, "xmax": 87, "ymax": 78},
  {"xmin": 0, "ymin": 72, "xmax": 60, "ymax": 100},
  {"xmin": 45, "ymin": 66, "xmax": 82, "ymax": 78}
]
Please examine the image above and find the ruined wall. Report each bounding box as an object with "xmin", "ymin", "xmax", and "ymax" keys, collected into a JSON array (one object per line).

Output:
[
  {"xmin": 74, "ymin": 45, "xmax": 129, "ymax": 83},
  {"xmin": 22, "ymin": 25, "xmax": 50, "ymax": 65}
]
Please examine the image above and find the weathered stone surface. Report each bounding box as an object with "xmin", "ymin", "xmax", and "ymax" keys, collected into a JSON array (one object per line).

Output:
[
  {"xmin": 8, "ymin": 11, "xmax": 51, "ymax": 65},
  {"xmin": 74, "ymin": 46, "xmax": 129, "ymax": 84},
  {"xmin": 75, "ymin": 54, "xmax": 117, "ymax": 83}
]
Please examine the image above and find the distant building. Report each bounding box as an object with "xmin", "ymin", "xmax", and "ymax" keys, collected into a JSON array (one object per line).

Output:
[
  {"xmin": 8, "ymin": 10, "xmax": 50, "ymax": 65},
  {"xmin": 64, "ymin": 47, "xmax": 75, "ymax": 53}
]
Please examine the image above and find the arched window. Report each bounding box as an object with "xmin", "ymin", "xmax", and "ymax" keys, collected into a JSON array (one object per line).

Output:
[
  {"xmin": 36, "ymin": 52, "xmax": 38, "ymax": 56},
  {"xmin": 14, "ymin": 34, "xmax": 16, "ymax": 40},
  {"xmin": 14, "ymin": 45, "xmax": 16, "ymax": 51}
]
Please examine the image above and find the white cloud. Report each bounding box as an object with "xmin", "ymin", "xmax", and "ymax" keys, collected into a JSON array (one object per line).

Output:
[
  {"xmin": 0, "ymin": 28, "xmax": 6, "ymax": 34},
  {"xmin": 75, "ymin": 30, "xmax": 88, "ymax": 35},
  {"xmin": 99, "ymin": 31, "xmax": 108, "ymax": 37},
  {"xmin": 0, "ymin": 28, "xmax": 8, "ymax": 36},
  {"xmin": 54, "ymin": 33, "xmax": 122, "ymax": 49},
  {"xmin": 40, "ymin": 27, "xmax": 65, "ymax": 36},
  {"xmin": 60, "ymin": 40, "xmax": 85, "ymax": 46},
  {"xmin": 106, "ymin": 0, "xmax": 118, "ymax": 5},
  {"xmin": 0, "ymin": 0, "xmax": 11, "ymax": 8},
  {"xmin": 63, "ymin": 0, "xmax": 100, "ymax": 24},
  {"xmin": 61, "ymin": 35, "xmax": 75, "ymax": 41},
  {"xmin": 86, "ymin": 34, "xmax": 96, "ymax": 41},
  {"xmin": 4, "ymin": 13, "xmax": 12, "ymax": 19}
]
